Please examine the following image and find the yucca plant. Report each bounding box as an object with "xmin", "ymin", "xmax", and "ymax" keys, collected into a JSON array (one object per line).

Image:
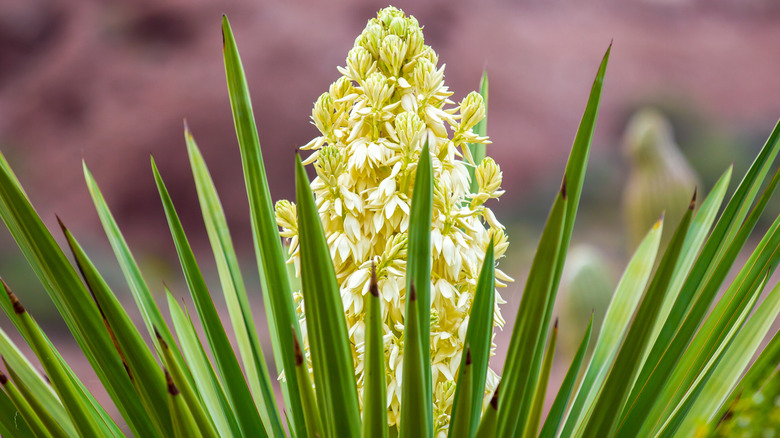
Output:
[{"xmin": 0, "ymin": 6, "xmax": 778, "ymax": 438}]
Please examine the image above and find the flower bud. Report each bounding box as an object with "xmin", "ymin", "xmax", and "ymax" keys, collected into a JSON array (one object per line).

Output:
[
  {"xmin": 312, "ymin": 92, "xmax": 335, "ymax": 135},
  {"xmin": 379, "ymin": 34, "xmax": 407, "ymax": 77},
  {"xmin": 405, "ymin": 18, "xmax": 424, "ymax": 58},
  {"xmin": 395, "ymin": 111, "xmax": 425, "ymax": 149},
  {"xmin": 345, "ymin": 46, "xmax": 375, "ymax": 82},
  {"xmin": 363, "ymin": 72, "xmax": 393, "ymax": 109},
  {"xmin": 359, "ymin": 22, "xmax": 385, "ymax": 58},
  {"xmin": 476, "ymin": 157, "xmax": 503, "ymax": 196},
  {"xmin": 275, "ymin": 200, "xmax": 297, "ymax": 232},
  {"xmin": 458, "ymin": 91, "xmax": 486, "ymax": 132},
  {"xmin": 387, "ymin": 16, "xmax": 408, "ymax": 38},
  {"xmin": 314, "ymin": 145, "xmax": 344, "ymax": 185},
  {"xmin": 329, "ymin": 76, "xmax": 354, "ymax": 101}
]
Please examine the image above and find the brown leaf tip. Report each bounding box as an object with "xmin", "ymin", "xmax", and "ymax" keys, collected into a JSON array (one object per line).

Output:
[
  {"xmin": 409, "ymin": 282, "xmax": 417, "ymax": 302},
  {"xmin": 560, "ymin": 176, "xmax": 567, "ymax": 200},
  {"xmin": 369, "ymin": 262, "xmax": 379, "ymax": 297},
  {"xmin": 0, "ymin": 371, "xmax": 7, "ymax": 386},
  {"xmin": 292, "ymin": 328, "xmax": 304, "ymax": 367},
  {"xmin": 165, "ymin": 369, "xmax": 179, "ymax": 396},
  {"xmin": 153, "ymin": 327, "xmax": 168, "ymax": 349},
  {"xmin": 55, "ymin": 214, "xmax": 67, "ymax": 235},
  {"xmin": 490, "ymin": 381, "xmax": 501, "ymax": 410},
  {"xmin": 2, "ymin": 279, "xmax": 25, "ymax": 315},
  {"xmin": 554, "ymin": 317, "xmax": 559, "ymax": 329},
  {"xmin": 465, "ymin": 345, "xmax": 472, "ymax": 366},
  {"xmin": 690, "ymin": 187, "xmax": 698, "ymax": 210}
]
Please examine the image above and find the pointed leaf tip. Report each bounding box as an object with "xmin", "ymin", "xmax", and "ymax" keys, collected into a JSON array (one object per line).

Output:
[
  {"xmin": 560, "ymin": 176, "xmax": 567, "ymax": 200},
  {"xmin": 153, "ymin": 326, "xmax": 167, "ymax": 349},
  {"xmin": 165, "ymin": 369, "xmax": 179, "ymax": 396},
  {"xmin": 292, "ymin": 328, "xmax": 304, "ymax": 367},
  {"xmin": 465, "ymin": 345, "xmax": 472, "ymax": 366},
  {"xmin": 409, "ymin": 282, "xmax": 417, "ymax": 301},
  {"xmin": 1, "ymin": 279, "xmax": 25, "ymax": 314},
  {"xmin": 490, "ymin": 382, "xmax": 501, "ymax": 410},
  {"xmin": 55, "ymin": 214, "xmax": 67, "ymax": 234},
  {"xmin": 369, "ymin": 263, "xmax": 379, "ymax": 297},
  {"xmin": 690, "ymin": 187, "xmax": 698, "ymax": 209},
  {"xmin": 0, "ymin": 371, "xmax": 6, "ymax": 386},
  {"xmin": 554, "ymin": 317, "xmax": 559, "ymax": 329}
]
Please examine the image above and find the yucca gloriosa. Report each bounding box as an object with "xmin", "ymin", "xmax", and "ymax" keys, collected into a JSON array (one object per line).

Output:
[{"xmin": 0, "ymin": 6, "xmax": 777, "ymax": 438}]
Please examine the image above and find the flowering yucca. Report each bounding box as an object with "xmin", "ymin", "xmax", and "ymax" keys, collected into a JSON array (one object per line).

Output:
[
  {"xmin": 0, "ymin": 6, "xmax": 777, "ymax": 438},
  {"xmin": 275, "ymin": 7, "xmax": 511, "ymax": 433}
]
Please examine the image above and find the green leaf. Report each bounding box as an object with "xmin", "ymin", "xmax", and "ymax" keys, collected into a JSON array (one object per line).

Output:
[
  {"xmin": 295, "ymin": 153, "xmax": 361, "ymax": 437},
  {"xmin": 498, "ymin": 43, "xmax": 610, "ymax": 437},
  {"xmin": 539, "ymin": 316, "xmax": 593, "ymax": 438},
  {"xmin": 449, "ymin": 240, "xmax": 495, "ymax": 438},
  {"xmin": 645, "ymin": 169, "xmax": 732, "ymax": 357},
  {"xmin": 560, "ymin": 216, "xmax": 663, "ymax": 437},
  {"xmin": 581, "ymin": 194, "xmax": 694, "ymax": 438},
  {"xmin": 467, "ymin": 71, "xmax": 488, "ymax": 194},
  {"xmin": 155, "ymin": 327, "xmax": 219, "ymax": 438},
  {"xmin": 717, "ymin": 317, "xmax": 780, "ymax": 420},
  {"xmin": 1, "ymin": 283, "xmax": 105, "ymax": 437},
  {"xmin": 292, "ymin": 329, "xmax": 324, "ymax": 438},
  {"xmin": 222, "ymin": 15, "xmax": 306, "ymax": 436},
  {"xmin": 0, "ymin": 374, "xmax": 34, "ymax": 438},
  {"xmin": 400, "ymin": 283, "xmax": 426, "ymax": 438},
  {"xmin": 166, "ymin": 369, "xmax": 202, "ymax": 438},
  {"xmin": 61, "ymin": 220, "xmax": 172, "ymax": 437},
  {"xmin": 0, "ymin": 153, "xmax": 153, "ymax": 437},
  {"xmin": 185, "ymin": 125, "xmax": 282, "ymax": 436},
  {"xmin": 618, "ymin": 128, "xmax": 780, "ymax": 436},
  {"xmin": 405, "ymin": 140, "xmax": 434, "ymax": 432},
  {"xmin": 497, "ymin": 185, "xmax": 567, "ymax": 437},
  {"xmin": 449, "ymin": 346, "xmax": 473, "ymax": 438},
  {"xmin": 152, "ymin": 158, "xmax": 267, "ymax": 437},
  {"xmin": 524, "ymin": 320, "xmax": 558, "ymax": 437},
  {"xmin": 84, "ymin": 164, "xmax": 193, "ymax": 390},
  {"xmin": 0, "ymin": 285, "xmax": 122, "ymax": 437},
  {"xmin": 0, "ymin": 327, "xmax": 75, "ymax": 436},
  {"xmin": 632, "ymin": 178, "xmax": 780, "ymax": 437},
  {"xmin": 672, "ymin": 273, "xmax": 780, "ymax": 436},
  {"xmin": 474, "ymin": 384, "xmax": 499, "ymax": 438},
  {"xmin": 0, "ymin": 366, "xmax": 55, "ymax": 438},
  {"xmin": 363, "ymin": 266, "xmax": 388, "ymax": 438},
  {"xmin": 166, "ymin": 291, "xmax": 242, "ymax": 438}
]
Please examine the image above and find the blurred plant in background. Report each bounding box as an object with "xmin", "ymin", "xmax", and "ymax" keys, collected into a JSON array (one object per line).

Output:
[
  {"xmin": 622, "ymin": 108, "xmax": 701, "ymax": 250},
  {"xmin": 560, "ymin": 245, "xmax": 615, "ymax": 355}
]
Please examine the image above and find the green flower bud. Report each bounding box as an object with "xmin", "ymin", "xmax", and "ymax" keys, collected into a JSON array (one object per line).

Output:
[
  {"xmin": 312, "ymin": 92, "xmax": 335, "ymax": 135},
  {"xmin": 379, "ymin": 34, "xmax": 407, "ymax": 77},
  {"xmin": 395, "ymin": 111, "xmax": 425, "ymax": 149},
  {"xmin": 345, "ymin": 46, "xmax": 375, "ymax": 82},
  {"xmin": 363, "ymin": 72, "xmax": 393, "ymax": 109},
  {"xmin": 459, "ymin": 91, "xmax": 486, "ymax": 132}
]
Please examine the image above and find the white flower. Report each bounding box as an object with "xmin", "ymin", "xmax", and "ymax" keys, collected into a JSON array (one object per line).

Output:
[{"xmin": 275, "ymin": 6, "xmax": 512, "ymax": 434}]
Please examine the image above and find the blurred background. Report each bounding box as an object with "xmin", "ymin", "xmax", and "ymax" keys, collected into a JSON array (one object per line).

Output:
[{"xmin": 1, "ymin": 0, "xmax": 779, "ymax": 428}]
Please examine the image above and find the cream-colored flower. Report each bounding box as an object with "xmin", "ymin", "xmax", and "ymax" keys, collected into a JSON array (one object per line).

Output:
[{"xmin": 275, "ymin": 6, "xmax": 512, "ymax": 435}]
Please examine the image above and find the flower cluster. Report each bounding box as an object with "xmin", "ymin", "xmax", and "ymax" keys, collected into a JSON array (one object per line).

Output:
[{"xmin": 275, "ymin": 7, "xmax": 511, "ymax": 435}]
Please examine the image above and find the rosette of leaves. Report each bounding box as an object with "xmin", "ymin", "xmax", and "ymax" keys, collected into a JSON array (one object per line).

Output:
[{"xmin": 0, "ymin": 6, "xmax": 778, "ymax": 438}]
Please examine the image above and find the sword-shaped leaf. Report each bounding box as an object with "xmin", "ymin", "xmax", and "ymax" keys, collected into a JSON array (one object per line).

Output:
[
  {"xmin": 222, "ymin": 16, "xmax": 306, "ymax": 436},
  {"xmin": 295, "ymin": 153, "xmax": 361, "ymax": 437},
  {"xmin": 363, "ymin": 266, "xmax": 388, "ymax": 438},
  {"xmin": 449, "ymin": 240, "xmax": 495, "ymax": 438},
  {"xmin": 152, "ymin": 158, "xmax": 266, "ymax": 437},
  {"xmin": 185, "ymin": 125, "xmax": 282, "ymax": 436}
]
